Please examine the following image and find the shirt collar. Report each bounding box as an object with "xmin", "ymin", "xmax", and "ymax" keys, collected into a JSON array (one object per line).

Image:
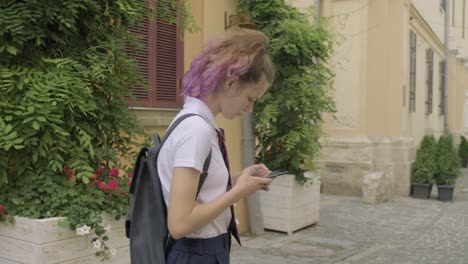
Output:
[{"xmin": 183, "ymin": 96, "xmax": 219, "ymax": 130}]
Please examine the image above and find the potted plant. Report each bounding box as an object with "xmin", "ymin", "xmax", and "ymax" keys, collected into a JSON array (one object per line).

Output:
[
  {"xmin": 238, "ymin": 0, "xmax": 336, "ymax": 234},
  {"xmin": 458, "ymin": 135, "xmax": 468, "ymax": 168},
  {"xmin": 0, "ymin": 0, "xmax": 147, "ymax": 262},
  {"xmin": 411, "ymin": 135, "xmax": 436, "ymax": 199},
  {"xmin": 434, "ymin": 134, "xmax": 461, "ymax": 201}
]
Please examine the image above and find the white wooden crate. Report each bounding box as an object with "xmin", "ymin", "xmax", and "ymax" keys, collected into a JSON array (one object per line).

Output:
[
  {"xmin": 0, "ymin": 215, "xmax": 129, "ymax": 264},
  {"xmin": 260, "ymin": 173, "xmax": 321, "ymax": 234}
]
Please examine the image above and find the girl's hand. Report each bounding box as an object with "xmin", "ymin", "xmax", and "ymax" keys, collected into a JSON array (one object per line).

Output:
[
  {"xmin": 249, "ymin": 163, "xmax": 271, "ymax": 191},
  {"xmin": 232, "ymin": 164, "xmax": 272, "ymax": 197},
  {"xmin": 250, "ymin": 163, "xmax": 270, "ymax": 178}
]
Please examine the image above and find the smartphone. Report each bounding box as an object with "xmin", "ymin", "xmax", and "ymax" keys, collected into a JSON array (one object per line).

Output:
[{"xmin": 267, "ymin": 170, "xmax": 288, "ymax": 178}]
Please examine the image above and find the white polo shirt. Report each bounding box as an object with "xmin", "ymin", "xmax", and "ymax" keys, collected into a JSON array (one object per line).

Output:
[{"xmin": 157, "ymin": 96, "xmax": 231, "ymax": 238}]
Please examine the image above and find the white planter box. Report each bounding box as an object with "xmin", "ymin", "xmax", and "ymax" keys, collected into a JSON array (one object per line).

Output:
[
  {"xmin": 0, "ymin": 215, "xmax": 129, "ymax": 264},
  {"xmin": 260, "ymin": 172, "xmax": 321, "ymax": 234}
]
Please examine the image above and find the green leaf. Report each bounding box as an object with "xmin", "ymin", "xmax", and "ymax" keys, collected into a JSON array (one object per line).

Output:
[
  {"xmin": 12, "ymin": 197, "xmax": 24, "ymax": 205},
  {"xmin": 3, "ymin": 124, "xmax": 12, "ymax": 134},
  {"xmin": 6, "ymin": 45, "xmax": 17, "ymax": 55},
  {"xmin": 32, "ymin": 121, "xmax": 40, "ymax": 130}
]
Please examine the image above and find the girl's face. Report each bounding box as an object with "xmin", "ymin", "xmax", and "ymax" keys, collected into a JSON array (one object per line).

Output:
[{"xmin": 218, "ymin": 75, "xmax": 269, "ymax": 119}]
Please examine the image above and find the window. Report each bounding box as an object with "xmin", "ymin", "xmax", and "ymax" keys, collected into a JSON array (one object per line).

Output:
[
  {"xmin": 453, "ymin": 0, "xmax": 455, "ymax": 26},
  {"xmin": 409, "ymin": 31, "xmax": 417, "ymax": 113},
  {"xmin": 125, "ymin": 0, "xmax": 184, "ymax": 108},
  {"xmin": 425, "ymin": 49, "xmax": 434, "ymax": 115},
  {"xmin": 439, "ymin": 60, "xmax": 446, "ymax": 116},
  {"xmin": 464, "ymin": 0, "xmax": 466, "ymax": 38}
]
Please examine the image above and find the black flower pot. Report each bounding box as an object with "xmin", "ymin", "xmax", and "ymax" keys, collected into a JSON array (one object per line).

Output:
[
  {"xmin": 463, "ymin": 159, "xmax": 468, "ymax": 168},
  {"xmin": 437, "ymin": 185, "xmax": 454, "ymax": 201},
  {"xmin": 411, "ymin": 183, "xmax": 432, "ymax": 199}
]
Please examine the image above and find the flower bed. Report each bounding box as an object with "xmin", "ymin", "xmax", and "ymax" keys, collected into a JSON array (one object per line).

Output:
[
  {"xmin": 0, "ymin": 166, "xmax": 133, "ymax": 262},
  {"xmin": 0, "ymin": 215, "xmax": 129, "ymax": 264}
]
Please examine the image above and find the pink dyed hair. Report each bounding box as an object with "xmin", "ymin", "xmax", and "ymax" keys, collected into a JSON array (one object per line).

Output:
[{"xmin": 181, "ymin": 27, "xmax": 275, "ymax": 98}]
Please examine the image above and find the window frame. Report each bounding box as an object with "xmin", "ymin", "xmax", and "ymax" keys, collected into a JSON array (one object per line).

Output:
[
  {"xmin": 409, "ymin": 30, "xmax": 417, "ymax": 113},
  {"xmin": 425, "ymin": 48, "xmax": 434, "ymax": 115},
  {"xmin": 125, "ymin": 0, "xmax": 184, "ymax": 109}
]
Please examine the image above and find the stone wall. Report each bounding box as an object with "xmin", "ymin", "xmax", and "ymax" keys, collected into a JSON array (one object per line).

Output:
[{"xmin": 317, "ymin": 137, "xmax": 415, "ymax": 197}]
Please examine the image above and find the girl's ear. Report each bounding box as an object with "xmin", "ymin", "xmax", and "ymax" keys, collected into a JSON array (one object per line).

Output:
[{"xmin": 223, "ymin": 76, "xmax": 240, "ymax": 94}]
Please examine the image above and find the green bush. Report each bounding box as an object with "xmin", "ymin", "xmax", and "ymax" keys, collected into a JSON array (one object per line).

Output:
[
  {"xmin": 0, "ymin": 0, "xmax": 198, "ymax": 259},
  {"xmin": 458, "ymin": 135, "xmax": 468, "ymax": 167},
  {"xmin": 0, "ymin": 0, "xmax": 146, "ymax": 259},
  {"xmin": 238, "ymin": 0, "xmax": 336, "ymax": 184},
  {"xmin": 434, "ymin": 134, "xmax": 461, "ymax": 186},
  {"xmin": 411, "ymin": 135, "xmax": 436, "ymax": 184}
]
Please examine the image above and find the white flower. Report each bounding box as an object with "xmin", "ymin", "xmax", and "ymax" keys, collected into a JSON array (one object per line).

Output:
[
  {"xmin": 92, "ymin": 239, "xmax": 102, "ymax": 249},
  {"xmin": 103, "ymin": 224, "xmax": 111, "ymax": 233},
  {"xmin": 82, "ymin": 225, "xmax": 91, "ymax": 234},
  {"xmin": 109, "ymin": 248, "xmax": 117, "ymax": 256},
  {"xmin": 76, "ymin": 225, "xmax": 91, "ymax": 236}
]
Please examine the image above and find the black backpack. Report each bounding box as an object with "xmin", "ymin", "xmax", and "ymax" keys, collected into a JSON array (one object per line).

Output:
[{"xmin": 125, "ymin": 114, "xmax": 212, "ymax": 264}]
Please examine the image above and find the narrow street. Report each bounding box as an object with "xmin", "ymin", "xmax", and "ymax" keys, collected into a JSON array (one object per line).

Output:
[{"xmin": 232, "ymin": 171, "xmax": 468, "ymax": 264}]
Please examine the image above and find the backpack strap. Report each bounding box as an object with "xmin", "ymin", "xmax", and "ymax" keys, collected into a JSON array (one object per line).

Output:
[
  {"xmin": 128, "ymin": 114, "xmax": 212, "ymax": 206},
  {"xmin": 197, "ymin": 149, "xmax": 211, "ymax": 195},
  {"xmin": 155, "ymin": 113, "xmax": 212, "ymax": 195}
]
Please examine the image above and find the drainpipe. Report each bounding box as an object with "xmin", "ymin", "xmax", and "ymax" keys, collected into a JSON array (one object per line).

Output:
[
  {"xmin": 444, "ymin": 0, "xmax": 450, "ymax": 133},
  {"xmin": 242, "ymin": 113, "xmax": 264, "ymax": 235}
]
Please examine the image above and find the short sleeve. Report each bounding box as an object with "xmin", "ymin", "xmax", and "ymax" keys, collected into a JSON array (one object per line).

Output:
[{"xmin": 171, "ymin": 116, "xmax": 213, "ymax": 173}]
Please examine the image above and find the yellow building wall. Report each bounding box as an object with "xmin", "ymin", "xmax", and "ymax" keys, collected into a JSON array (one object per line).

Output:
[
  {"xmin": 365, "ymin": 0, "xmax": 405, "ymax": 137},
  {"xmin": 322, "ymin": 0, "xmax": 368, "ymax": 137},
  {"xmin": 317, "ymin": 0, "xmax": 468, "ymax": 197},
  {"xmin": 323, "ymin": 0, "xmax": 452, "ymax": 142},
  {"xmin": 448, "ymin": 56, "xmax": 468, "ymax": 134}
]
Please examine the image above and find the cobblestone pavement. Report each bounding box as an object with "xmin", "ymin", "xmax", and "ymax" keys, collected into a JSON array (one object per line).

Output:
[{"xmin": 231, "ymin": 171, "xmax": 468, "ymax": 264}]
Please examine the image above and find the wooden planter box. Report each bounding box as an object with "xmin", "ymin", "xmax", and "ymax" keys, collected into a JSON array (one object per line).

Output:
[
  {"xmin": 260, "ymin": 172, "xmax": 321, "ymax": 235},
  {"xmin": 0, "ymin": 215, "xmax": 129, "ymax": 264}
]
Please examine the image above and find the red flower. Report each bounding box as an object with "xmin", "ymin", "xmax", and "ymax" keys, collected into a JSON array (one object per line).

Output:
[
  {"xmin": 64, "ymin": 166, "xmax": 74, "ymax": 176},
  {"xmin": 127, "ymin": 180, "xmax": 132, "ymax": 187},
  {"xmin": 97, "ymin": 180, "xmax": 107, "ymax": 191},
  {"xmin": 96, "ymin": 167, "xmax": 104, "ymax": 175},
  {"xmin": 127, "ymin": 173, "xmax": 133, "ymax": 178},
  {"xmin": 109, "ymin": 168, "xmax": 119, "ymax": 177},
  {"xmin": 108, "ymin": 179, "xmax": 119, "ymax": 191},
  {"xmin": 97, "ymin": 179, "xmax": 119, "ymax": 191},
  {"xmin": 0, "ymin": 204, "xmax": 4, "ymax": 216},
  {"xmin": 64, "ymin": 166, "xmax": 76, "ymax": 182}
]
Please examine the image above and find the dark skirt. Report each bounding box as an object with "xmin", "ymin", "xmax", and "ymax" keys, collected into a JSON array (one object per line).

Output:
[{"xmin": 167, "ymin": 233, "xmax": 230, "ymax": 264}]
